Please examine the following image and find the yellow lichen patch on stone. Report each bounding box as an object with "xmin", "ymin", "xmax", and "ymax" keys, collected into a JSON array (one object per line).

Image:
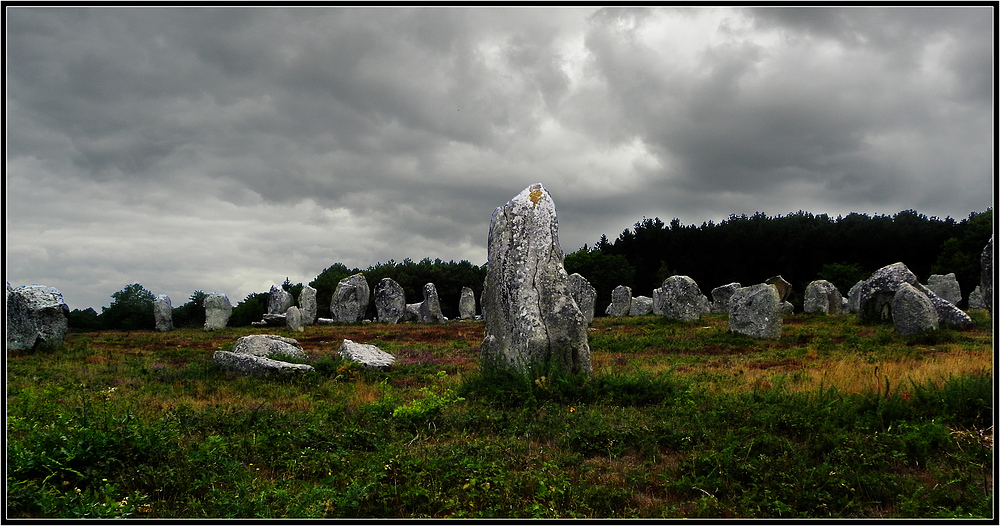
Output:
[{"xmin": 529, "ymin": 184, "xmax": 543, "ymax": 205}]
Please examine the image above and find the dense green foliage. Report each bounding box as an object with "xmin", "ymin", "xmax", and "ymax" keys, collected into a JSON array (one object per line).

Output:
[
  {"xmin": 98, "ymin": 284, "xmax": 156, "ymax": 331},
  {"xmin": 570, "ymin": 209, "xmax": 992, "ymax": 313}
]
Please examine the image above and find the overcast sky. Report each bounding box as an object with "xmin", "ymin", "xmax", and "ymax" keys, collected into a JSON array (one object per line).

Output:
[{"xmin": 6, "ymin": 6, "xmax": 995, "ymax": 311}]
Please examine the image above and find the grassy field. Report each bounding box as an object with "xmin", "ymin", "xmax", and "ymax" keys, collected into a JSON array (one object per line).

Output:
[{"xmin": 6, "ymin": 311, "xmax": 994, "ymax": 518}]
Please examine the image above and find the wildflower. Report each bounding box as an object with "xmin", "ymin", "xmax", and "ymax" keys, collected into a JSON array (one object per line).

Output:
[{"xmin": 569, "ymin": 406, "xmax": 576, "ymax": 413}]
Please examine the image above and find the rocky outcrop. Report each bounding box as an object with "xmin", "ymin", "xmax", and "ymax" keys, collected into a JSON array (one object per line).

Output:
[
  {"xmin": 728, "ymin": 283, "xmax": 782, "ymax": 340},
  {"xmin": 375, "ymin": 277, "xmax": 406, "ymax": 323},
  {"xmin": 858, "ymin": 262, "xmax": 972, "ymax": 328},
  {"xmin": 480, "ymin": 183, "xmax": 592, "ymax": 376},
  {"xmin": 6, "ymin": 284, "xmax": 70, "ymax": 351},
  {"xmin": 153, "ymin": 294, "xmax": 173, "ymax": 332},
  {"xmin": 330, "ymin": 273, "xmax": 369, "ymax": 323}
]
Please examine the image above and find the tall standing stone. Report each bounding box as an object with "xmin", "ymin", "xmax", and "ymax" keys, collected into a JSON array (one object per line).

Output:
[
  {"xmin": 926, "ymin": 273, "xmax": 962, "ymax": 306},
  {"xmin": 203, "ymin": 293, "xmax": 232, "ymax": 331},
  {"xmin": 153, "ymin": 294, "xmax": 173, "ymax": 332},
  {"xmin": 982, "ymin": 236, "xmax": 993, "ymax": 315},
  {"xmin": 605, "ymin": 285, "xmax": 632, "ymax": 317},
  {"xmin": 374, "ymin": 277, "xmax": 406, "ymax": 323},
  {"xmin": 765, "ymin": 275, "xmax": 792, "ymax": 303},
  {"xmin": 419, "ymin": 283, "xmax": 446, "ymax": 323},
  {"xmin": 6, "ymin": 284, "xmax": 70, "ymax": 351},
  {"xmin": 458, "ymin": 287, "xmax": 477, "ymax": 319},
  {"xmin": 267, "ymin": 285, "xmax": 294, "ymax": 315},
  {"xmin": 803, "ymin": 280, "xmax": 843, "ymax": 314},
  {"xmin": 710, "ymin": 282, "xmax": 741, "ymax": 314},
  {"xmin": 286, "ymin": 306, "xmax": 304, "ymax": 332},
  {"xmin": 480, "ymin": 183, "xmax": 592, "ymax": 376},
  {"xmin": 330, "ymin": 273, "xmax": 370, "ymax": 323},
  {"xmin": 298, "ymin": 285, "xmax": 317, "ymax": 325},
  {"xmin": 654, "ymin": 275, "xmax": 711, "ymax": 321},
  {"xmin": 728, "ymin": 283, "xmax": 782, "ymax": 340},
  {"xmin": 567, "ymin": 273, "xmax": 597, "ymax": 324}
]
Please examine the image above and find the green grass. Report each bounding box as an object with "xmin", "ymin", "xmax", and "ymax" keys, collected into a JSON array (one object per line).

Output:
[{"xmin": 6, "ymin": 314, "xmax": 993, "ymax": 518}]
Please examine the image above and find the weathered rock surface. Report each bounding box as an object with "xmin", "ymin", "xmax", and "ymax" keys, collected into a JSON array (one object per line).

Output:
[
  {"xmin": 629, "ymin": 295, "xmax": 654, "ymax": 316},
  {"xmin": 765, "ymin": 275, "xmax": 792, "ymax": 303},
  {"xmin": 567, "ymin": 273, "xmax": 597, "ymax": 324},
  {"xmin": 891, "ymin": 282, "xmax": 939, "ymax": 336},
  {"xmin": 403, "ymin": 303, "xmax": 421, "ymax": 322},
  {"xmin": 419, "ymin": 283, "xmax": 446, "ymax": 323},
  {"xmin": 710, "ymin": 282, "xmax": 741, "ymax": 314},
  {"xmin": 330, "ymin": 273, "xmax": 370, "ymax": 323},
  {"xmin": 982, "ymin": 236, "xmax": 993, "ymax": 314},
  {"xmin": 926, "ymin": 273, "xmax": 962, "ymax": 306},
  {"xmin": 337, "ymin": 339, "xmax": 395, "ymax": 368},
  {"xmin": 459, "ymin": 287, "xmax": 477, "ymax": 320},
  {"xmin": 605, "ymin": 285, "xmax": 632, "ymax": 317},
  {"xmin": 480, "ymin": 183, "xmax": 592, "ymax": 376},
  {"xmin": 214, "ymin": 334, "xmax": 313, "ymax": 376},
  {"xmin": 654, "ymin": 275, "xmax": 711, "ymax": 321},
  {"xmin": 153, "ymin": 294, "xmax": 173, "ymax": 332},
  {"xmin": 968, "ymin": 286, "xmax": 986, "ymax": 310},
  {"xmin": 375, "ymin": 277, "xmax": 406, "ymax": 323},
  {"xmin": 803, "ymin": 280, "xmax": 843, "ymax": 314},
  {"xmin": 267, "ymin": 285, "xmax": 294, "ymax": 315},
  {"xmin": 286, "ymin": 306, "xmax": 304, "ymax": 332},
  {"xmin": 847, "ymin": 280, "xmax": 865, "ymax": 314},
  {"xmin": 203, "ymin": 293, "xmax": 232, "ymax": 330},
  {"xmin": 859, "ymin": 262, "xmax": 972, "ymax": 328},
  {"xmin": 6, "ymin": 284, "xmax": 70, "ymax": 351},
  {"xmin": 298, "ymin": 285, "xmax": 318, "ymax": 325},
  {"xmin": 252, "ymin": 314, "xmax": 286, "ymax": 327},
  {"xmin": 232, "ymin": 334, "xmax": 307, "ymax": 359},
  {"xmin": 728, "ymin": 283, "xmax": 782, "ymax": 340}
]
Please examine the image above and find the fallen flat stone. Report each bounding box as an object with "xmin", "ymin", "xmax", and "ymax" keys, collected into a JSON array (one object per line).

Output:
[
  {"xmin": 337, "ymin": 339, "xmax": 395, "ymax": 368},
  {"xmin": 213, "ymin": 351, "xmax": 313, "ymax": 376}
]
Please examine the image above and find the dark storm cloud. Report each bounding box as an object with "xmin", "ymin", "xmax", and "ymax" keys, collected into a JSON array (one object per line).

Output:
[{"xmin": 5, "ymin": 6, "xmax": 993, "ymax": 310}]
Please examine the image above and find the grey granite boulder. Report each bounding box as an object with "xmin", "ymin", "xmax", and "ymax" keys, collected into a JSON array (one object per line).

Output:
[
  {"xmin": 847, "ymin": 280, "xmax": 865, "ymax": 314},
  {"xmin": 153, "ymin": 294, "xmax": 173, "ymax": 332},
  {"xmin": 968, "ymin": 286, "xmax": 986, "ymax": 310},
  {"xmin": 298, "ymin": 285, "xmax": 318, "ymax": 325},
  {"xmin": 629, "ymin": 295, "xmax": 654, "ymax": 316},
  {"xmin": 480, "ymin": 183, "xmax": 592, "ymax": 376},
  {"xmin": 6, "ymin": 284, "xmax": 70, "ymax": 351},
  {"xmin": 337, "ymin": 339, "xmax": 395, "ymax": 368},
  {"xmin": 375, "ymin": 277, "xmax": 406, "ymax": 323},
  {"xmin": 926, "ymin": 273, "xmax": 962, "ymax": 306},
  {"xmin": 859, "ymin": 262, "xmax": 972, "ymax": 328},
  {"xmin": 203, "ymin": 293, "xmax": 232, "ymax": 330},
  {"xmin": 605, "ymin": 285, "xmax": 632, "ymax": 317},
  {"xmin": 286, "ymin": 306, "xmax": 304, "ymax": 332},
  {"xmin": 330, "ymin": 273, "xmax": 370, "ymax": 323},
  {"xmin": 419, "ymin": 283, "xmax": 446, "ymax": 323},
  {"xmin": 214, "ymin": 334, "xmax": 313, "ymax": 376},
  {"xmin": 803, "ymin": 280, "xmax": 843, "ymax": 314},
  {"xmin": 403, "ymin": 302, "xmax": 421, "ymax": 322},
  {"xmin": 891, "ymin": 282, "xmax": 939, "ymax": 336},
  {"xmin": 567, "ymin": 273, "xmax": 597, "ymax": 324},
  {"xmin": 765, "ymin": 275, "xmax": 792, "ymax": 303},
  {"xmin": 654, "ymin": 275, "xmax": 711, "ymax": 321},
  {"xmin": 728, "ymin": 283, "xmax": 782, "ymax": 340},
  {"xmin": 267, "ymin": 285, "xmax": 294, "ymax": 315},
  {"xmin": 459, "ymin": 287, "xmax": 477, "ymax": 320},
  {"xmin": 710, "ymin": 282, "xmax": 741, "ymax": 314},
  {"xmin": 982, "ymin": 236, "xmax": 993, "ymax": 315}
]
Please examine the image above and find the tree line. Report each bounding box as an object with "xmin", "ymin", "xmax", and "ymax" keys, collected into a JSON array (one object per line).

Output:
[{"xmin": 68, "ymin": 208, "xmax": 992, "ymax": 331}]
